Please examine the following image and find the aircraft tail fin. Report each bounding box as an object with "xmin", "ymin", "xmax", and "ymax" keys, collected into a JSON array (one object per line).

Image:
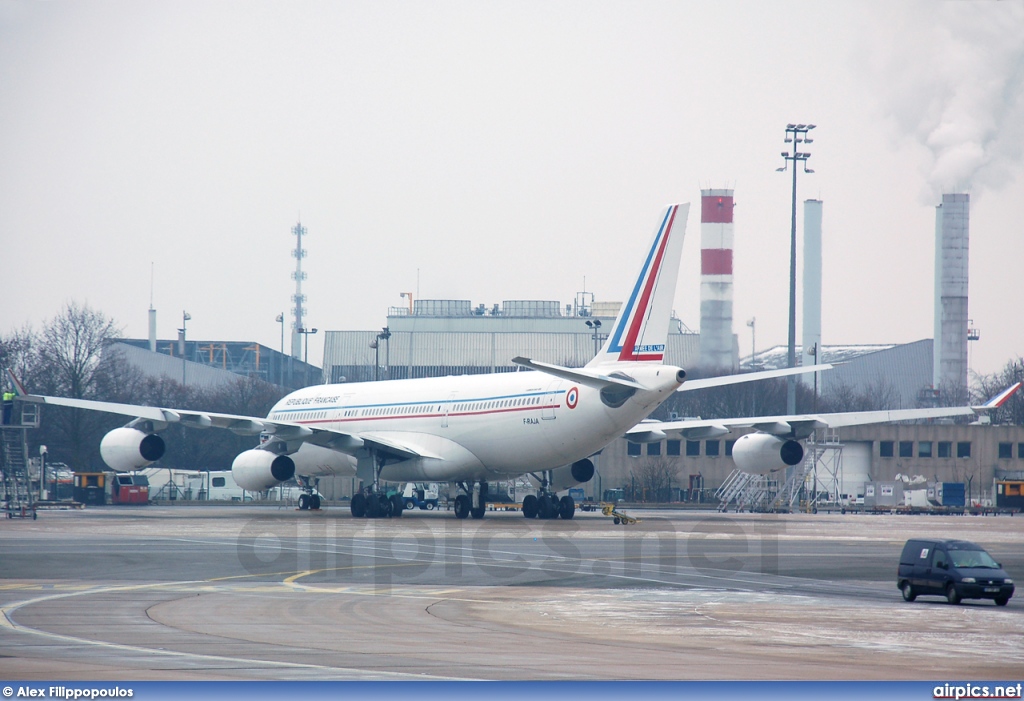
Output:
[
  {"xmin": 586, "ymin": 203, "xmax": 689, "ymax": 368},
  {"xmin": 4, "ymin": 368, "xmax": 28, "ymax": 397}
]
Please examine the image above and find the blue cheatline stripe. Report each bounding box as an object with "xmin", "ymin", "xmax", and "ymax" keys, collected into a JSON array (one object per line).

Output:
[
  {"xmin": 273, "ymin": 390, "xmax": 566, "ymax": 415},
  {"xmin": 607, "ymin": 206, "xmax": 673, "ymax": 354}
]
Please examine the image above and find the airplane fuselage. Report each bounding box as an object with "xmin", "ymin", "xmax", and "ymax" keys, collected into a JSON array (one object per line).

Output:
[{"xmin": 268, "ymin": 363, "xmax": 683, "ymax": 482}]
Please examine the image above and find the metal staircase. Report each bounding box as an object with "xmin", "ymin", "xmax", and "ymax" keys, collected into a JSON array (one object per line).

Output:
[
  {"xmin": 2, "ymin": 421, "xmax": 35, "ymax": 519},
  {"xmin": 769, "ymin": 462, "xmax": 811, "ymax": 512},
  {"xmin": 716, "ymin": 469, "xmax": 777, "ymax": 512}
]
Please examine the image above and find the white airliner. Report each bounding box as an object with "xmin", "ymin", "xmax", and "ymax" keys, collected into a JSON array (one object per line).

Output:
[{"xmin": 10, "ymin": 203, "xmax": 1017, "ymax": 519}]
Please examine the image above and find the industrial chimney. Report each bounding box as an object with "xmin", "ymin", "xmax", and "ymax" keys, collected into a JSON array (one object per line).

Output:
[
  {"xmin": 933, "ymin": 193, "xmax": 969, "ymax": 399},
  {"xmin": 698, "ymin": 189, "xmax": 737, "ymax": 370},
  {"xmin": 801, "ymin": 199, "xmax": 822, "ymax": 385}
]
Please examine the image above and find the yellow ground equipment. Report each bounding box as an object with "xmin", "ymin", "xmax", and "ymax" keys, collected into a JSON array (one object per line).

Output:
[{"xmin": 601, "ymin": 503, "xmax": 639, "ymax": 525}]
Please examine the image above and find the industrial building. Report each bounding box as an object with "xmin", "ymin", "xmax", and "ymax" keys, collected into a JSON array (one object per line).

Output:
[
  {"xmin": 599, "ymin": 421, "xmax": 1024, "ymax": 507},
  {"xmin": 118, "ymin": 338, "xmax": 321, "ymax": 390},
  {"xmin": 323, "ymin": 298, "xmax": 701, "ymax": 385}
]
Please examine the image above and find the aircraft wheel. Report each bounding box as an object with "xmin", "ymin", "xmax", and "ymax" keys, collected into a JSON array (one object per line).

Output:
[
  {"xmin": 522, "ymin": 494, "xmax": 539, "ymax": 519},
  {"xmin": 390, "ymin": 494, "xmax": 404, "ymax": 517},
  {"xmin": 538, "ymin": 495, "xmax": 557, "ymax": 520},
  {"xmin": 350, "ymin": 493, "xmax": 367, "ymax": 518},
  {"xmin": 453, "ymin": 494, "xmax": 471, "ymax": 519},
  {"xmin": 470, "ymin": 505, "xmax": 486, "ymax": 519},
  {"xmin": 365, "ymin": 493, "xmax": 382, "ymax": 518},
  {"xmin": 311, "ymin": 494, "xmax": 322, "ymax": 510},
  {"xmin": 378, "ymin": 494, "xmax": 393, "ymax": 518},
  {"xmin": 298, "ymin": 493, "xmax": 310, "ymax": 510},
  {"xmin": 558, "ymin": 496, "xmax": 575, "ymax": 520}
]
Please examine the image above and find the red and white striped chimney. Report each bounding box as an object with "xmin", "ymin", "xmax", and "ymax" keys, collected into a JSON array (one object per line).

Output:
[{"xmin": 699, "ymin": 189, "xmax": 736, "ymax": 370}]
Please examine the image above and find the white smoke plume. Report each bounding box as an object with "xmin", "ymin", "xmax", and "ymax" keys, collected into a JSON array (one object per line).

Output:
[{"xmin": 870, "ymin": 1, "xmax": 1024, "ymax": 201}]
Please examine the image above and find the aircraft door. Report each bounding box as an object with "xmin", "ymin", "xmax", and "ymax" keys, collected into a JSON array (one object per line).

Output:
[
  {"xmin": 442, "ymin": 392, "xmax": 456, "ymax": 428},
  {"xmin": 542, "ymin": 379, "xmax": 562, "ymax": 420}
]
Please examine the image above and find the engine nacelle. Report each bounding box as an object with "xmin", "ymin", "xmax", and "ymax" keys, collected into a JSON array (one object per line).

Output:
[
  {"xmin": 100, "ymin": 427, "xmax": 166, "ymax": 472},
  {"xmin": 232, "ymin": 449, "xmax": 296, "ymax": 491},
  {"xmin": 548, "ymin": 459, "xmax": 596, "ymax": 492},
  {"xmin": 731, "ymin": 433, "xmax": 804, "ymax": 473}
]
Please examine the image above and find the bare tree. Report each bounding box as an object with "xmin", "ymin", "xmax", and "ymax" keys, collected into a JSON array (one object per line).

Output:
[
  {"xmin": 34, "ymin": 302, "xmax": 121, "ymax": 398},
  {"xmin": 28, "ymin": 303, "xmax": 130, "ymax": 470},
  {"xmin": 633, "ymin": 457, "xmax": 678, "ymax": 502},
  {"xmin": 0, "ymin": 325, "xmax": 36, "ymax": 381}
]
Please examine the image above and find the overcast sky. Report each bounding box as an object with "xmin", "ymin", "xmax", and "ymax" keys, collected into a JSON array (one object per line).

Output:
[{"xmin": 2, "ymin": 1, "xmax": 1022, "ymax": 378}]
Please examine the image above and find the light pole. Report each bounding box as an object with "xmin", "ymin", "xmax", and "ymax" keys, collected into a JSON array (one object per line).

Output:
[
  {"xmin": 39, "ymin": 444, "xmax": 47, "ymax": 501},
  {"xmin": 374, "ymin": 327, "xmax": 393, "ymax": 380},
  {"xmin": 370, "ymin": 337, "xmax": 380, "ymax": 381},
  {"xmin": 747, "ymin": 317, "xmax": 757, "ymax": 415},
  {"xmin": 746, "ymin": 317, "xmax": 756, "ymax": 366},
  {"xmin": 298, "ymin": 327, "xmax": 318, "ymax": 367},
  {"xmin": 585, "ymin": 319, "xmax": 603, "ymax": 357},
  {"xmin": 776, "ymin": 123, "xmax": 815, "ymax": 414},
  {"xmin": 179, "ymin": 311, "xmax": 191, "ymax": 385},
  {"xmin": 276, "ymin": 313, "xmax": 285, "ymax": 386}
]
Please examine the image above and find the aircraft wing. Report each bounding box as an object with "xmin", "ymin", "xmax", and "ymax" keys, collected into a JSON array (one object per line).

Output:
[
  {"xmin": 677, "ymin": 364, "xmax": 833, "ymax": 391},
  {"xmin": 511, "ymin": 357, "xmax": 831, "ymax": 392},
  {"xmin": 18, "ymin": 392, "xmax": 429, "ymax": 461},
  {"xmin": 626, "ymin": 381, "xmax": 1022, "ymax": 441}
]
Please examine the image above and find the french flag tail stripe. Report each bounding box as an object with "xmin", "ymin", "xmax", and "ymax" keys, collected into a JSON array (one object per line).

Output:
[
  {"xmin": 586, "ymin": 203, "xmax": 688, "ymax": 368},
  {"xmin": 4, "ymin": 368, "xmax": 28, "ymax": 397}
]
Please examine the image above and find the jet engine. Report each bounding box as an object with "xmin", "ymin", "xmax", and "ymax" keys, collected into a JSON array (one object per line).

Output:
[
  {"xmin": 731, "ymin": 433, "xmax": 804, "ymax": 473},
  {"xmin": 548, "ymin": 458, "xmax": 596, "ymax": 492},
  {"xmin": 232, "ymin": 449, "xmax": 296, "ymax": 491},
  {"xmin": 100, "ymin": 427, "xmax": 166, "ymax": 472}
]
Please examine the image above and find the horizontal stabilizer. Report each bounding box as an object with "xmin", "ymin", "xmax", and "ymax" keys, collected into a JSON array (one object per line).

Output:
[{"xmin": 511, "ymin": 357, "xmax": 647, "ymax": 390}]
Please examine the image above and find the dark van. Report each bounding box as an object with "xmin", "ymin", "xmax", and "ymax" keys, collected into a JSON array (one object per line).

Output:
[{"xmin": 898, "ymin": 539, "xmax": 1014, "ymax": 606}]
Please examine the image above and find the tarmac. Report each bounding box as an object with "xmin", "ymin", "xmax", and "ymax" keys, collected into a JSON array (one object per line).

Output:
[{"xmin": 1, "ymin": 505, "xmax": 1022, "ymax": 680}]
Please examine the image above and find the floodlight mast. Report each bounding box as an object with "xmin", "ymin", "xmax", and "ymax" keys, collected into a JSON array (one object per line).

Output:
[{"xmin": 776, "ymin": 123, "xmax": 816, "ymax": 414}]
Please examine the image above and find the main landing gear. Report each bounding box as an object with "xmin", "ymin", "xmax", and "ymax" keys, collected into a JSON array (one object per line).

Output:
[
  {"xmin": 350, "ymin": 449, "xmax": 405, "ymax": 519},
  {"xmin": 521, "ymin": 470, "xmax": 574, "ymax": 520},
  {"xmin": 452, "ymin": 481, "xmax": 489, "ymax": 520}
]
